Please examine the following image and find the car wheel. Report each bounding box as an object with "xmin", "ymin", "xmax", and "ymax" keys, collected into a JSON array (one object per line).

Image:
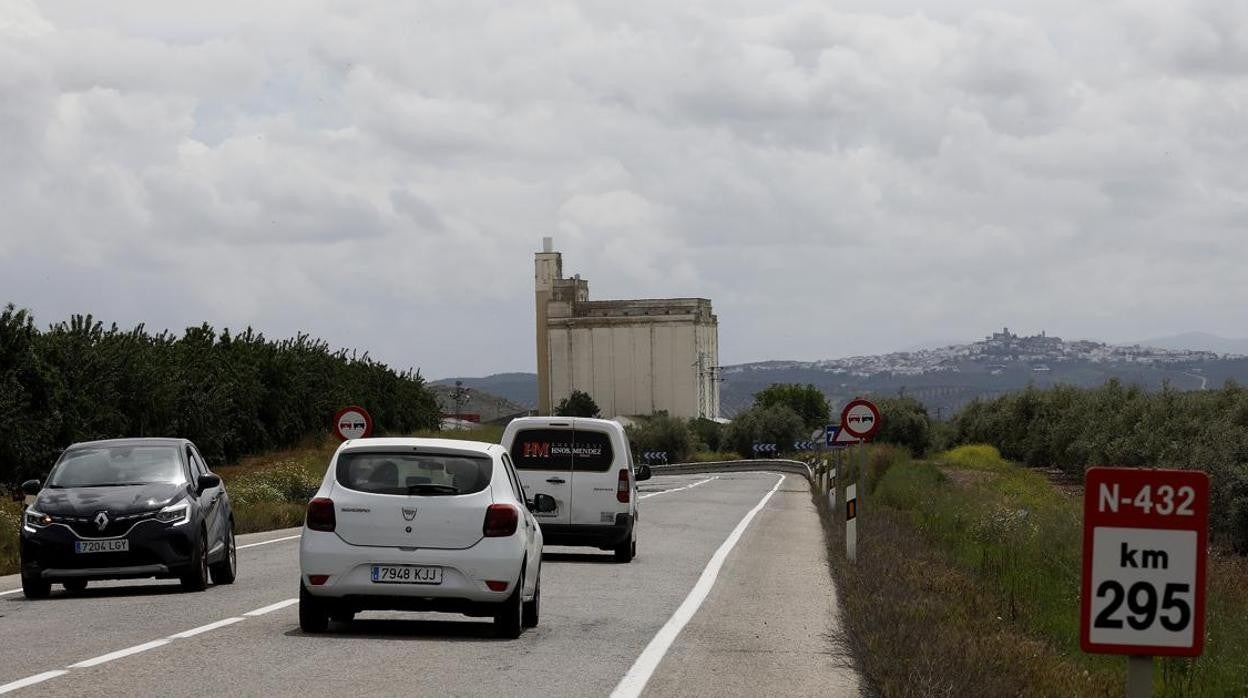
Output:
[
  {"xmin": 21, "ymin": 571, "xmax": 51, "ymax": 600},
  {"xmin": 300, "ymin": 584, "xmax": 330, "ymax": 634},
  {"xmin": 209, "ymin": 523, "xmax": 237, "ymax": 585},
  {"xmin": 62, "ymin": 579, "xmax": 88, "ymax": 594},
  {"xmin": 494, "ymin": 568, "xmax": 524, "ymax": 639},
  {"xmin": 180, "ymin": 528, "xmax": 210, "ymax": 592},
  {"xmin": 614, "ymin": 538, "xmax": 635, "ymax": 563},
  {"xmin": 330, "ymin": 608, "xmax": 356, "ymax": 625},
  {"xmin": 522, "ymin": 571, "xmax": 540, "ymax": 629}
]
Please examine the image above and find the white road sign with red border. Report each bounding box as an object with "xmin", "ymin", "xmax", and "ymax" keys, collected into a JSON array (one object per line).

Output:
[
  {"xmin": 333, "ymin": 405, "xmax": 374, "ymax": 441},
  {"xmin": 840, "ymin": 399, "xmax": 881, "ymax": 441},
  {"xmin": 1080, "ymin": 467, "xmax": 1209, "ymax": 657}
]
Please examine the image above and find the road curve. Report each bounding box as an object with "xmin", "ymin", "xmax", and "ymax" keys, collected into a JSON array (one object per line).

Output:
[{"xmin": 0, "ymin": 473, "xmax": 858, "ymax": 697}]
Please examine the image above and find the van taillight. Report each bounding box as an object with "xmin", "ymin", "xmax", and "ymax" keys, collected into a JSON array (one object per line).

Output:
[
  {"xmin": 617, "ymin": 469, "xmax": 630, "ymax": 503},
  {"xmin": 306, "ymin": 497, "xmax": 336, "ymax": 532},
  {"xmin": 483, "ymin": 504, "xmax": 519, "ymax": 537}
]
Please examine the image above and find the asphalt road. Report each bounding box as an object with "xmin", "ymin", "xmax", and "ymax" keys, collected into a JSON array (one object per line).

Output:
[{"xmin": 0, "ymin": 473, "xmax": 859, "ymax": 697}]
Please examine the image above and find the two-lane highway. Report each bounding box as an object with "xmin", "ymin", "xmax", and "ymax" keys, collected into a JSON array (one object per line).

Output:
[{"xmin": 0, "ymin": 473, "xmax": 858, "ymax": 697}]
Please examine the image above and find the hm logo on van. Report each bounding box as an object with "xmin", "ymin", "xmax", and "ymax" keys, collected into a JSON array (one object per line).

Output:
[{"xmin": 523, "ymin": 442, "xmax": 550, "ymax": 458}]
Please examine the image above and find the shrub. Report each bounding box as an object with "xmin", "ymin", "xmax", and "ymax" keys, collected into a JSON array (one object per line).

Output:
[
  {"xmin": 627, "ymin": 412, "xmax": 693, "ymax": 463},
  {"xmin": 723, "ymin": 404, "xmax": 805, "ymax": 458}
]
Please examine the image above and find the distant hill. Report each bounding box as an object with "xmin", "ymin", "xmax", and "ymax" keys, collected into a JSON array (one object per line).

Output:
[
  {"xmin": 436, "ymin": 330, "xmax": 1248, "ymax": 420},
  {"xmin": 1131, "ymin": 332, "xmax": 1248, "ymax": 356},
  {"xmin": 432, "ymin": 373, "xmax": 537, "ymax": 409}
]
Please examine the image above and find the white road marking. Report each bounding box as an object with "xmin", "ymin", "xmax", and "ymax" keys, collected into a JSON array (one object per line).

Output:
[
  {"xmin": 0, "ymin": 670, "xmax": 68, "ymax": 694},
  {"xmin": 237, "ymin": 534, "xmax": 300, "ymax": 550},
  {"xmin": 244, "ymin": 598, "xmax": 298, "ymax": 616},
  {"xmin": 0, "ymin": 588, "xmax": 22, "ymax": 597},
  {"xmin": 639, "ymin": 476, "xmax": 717, "ymax": 499},
  {"xmin": 168, "ymin": 617, "xmax": 245, "ymax": 639},
  {"xmin": 612, "ymin": 474, "xmax": 786, "ymax": 698},
  {"xmin": 68, "ymin": 639, "xmax": 170, "ymax": 669}
]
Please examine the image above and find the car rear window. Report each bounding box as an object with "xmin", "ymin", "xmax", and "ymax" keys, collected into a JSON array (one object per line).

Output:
[
  {"xmin": 509, "ymin": 428, "xmax": 615, "ymax": 472},
  {"xmin": 336, "ymin": 452, "xmax": 492, "ymax": 496}
]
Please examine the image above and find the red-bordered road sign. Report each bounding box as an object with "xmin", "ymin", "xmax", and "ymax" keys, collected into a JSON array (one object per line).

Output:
[
  {"xmin": 840, "ymin": 399, "xmax": 881, "ymax": 441},
  {"xmin": 333, "ymin": 405, "xmax": 374, "ymax": 441},
  {"xmin": 1080, "ymin": 467, "xmax": 1209, "ymax": 657}
]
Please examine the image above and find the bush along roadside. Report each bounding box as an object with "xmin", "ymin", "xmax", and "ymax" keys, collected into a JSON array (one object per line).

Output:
[{"xmin": 812, "ymin": 445, "xmax": 1248, "ymax": 697}]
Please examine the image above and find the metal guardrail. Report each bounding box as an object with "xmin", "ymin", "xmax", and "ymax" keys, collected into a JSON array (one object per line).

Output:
[{"xmin": 649, "ymin": 459, "xmax": 814, "ymax": 483}]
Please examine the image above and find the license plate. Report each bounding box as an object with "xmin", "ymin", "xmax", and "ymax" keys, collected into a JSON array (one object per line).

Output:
[
  {"xmin": 371, "ymin": 565, "xmax": 442, "ymax": 585},
  {"xmin": 75, "ymin": 539, "xmax": 129, "ymax": 554}
]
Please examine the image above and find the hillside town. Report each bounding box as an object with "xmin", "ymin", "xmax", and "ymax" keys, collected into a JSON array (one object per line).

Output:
[{"xmin": 726, "ymin": 328, "xmax": 1226, "ymax": 379}]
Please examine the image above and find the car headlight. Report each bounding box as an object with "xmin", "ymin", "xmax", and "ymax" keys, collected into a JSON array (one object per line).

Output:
[
  {"xmin": 23, "ymin": 508, "xmax": 52, "ymax": 533},
  {"xmin": 155, "ymin": 500, "xmax": 190, "ymax": 526}
]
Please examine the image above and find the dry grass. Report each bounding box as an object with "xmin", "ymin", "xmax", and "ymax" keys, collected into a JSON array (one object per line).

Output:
[{"xmin": 818, "ymin": 496, "xmax": 1118, "ymax": 697}]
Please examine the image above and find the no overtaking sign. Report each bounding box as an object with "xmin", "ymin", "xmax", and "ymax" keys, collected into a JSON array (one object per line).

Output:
[{"xmin": 1080, "ymin": 467, "xmax": 1209, "ymax": 657}]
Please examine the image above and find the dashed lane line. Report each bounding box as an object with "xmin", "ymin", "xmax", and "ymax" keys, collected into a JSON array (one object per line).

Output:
[
  {"xmin": 639, "ymin": 476, "xmax": 717, "ymax": 499},
  {"xmin": 0, "ymin": 598, "xmax": 299, "ymax": 694}
]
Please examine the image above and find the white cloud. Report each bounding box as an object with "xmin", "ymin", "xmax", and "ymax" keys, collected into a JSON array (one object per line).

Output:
[{"xmin": 1, "ymin": 0, "xmax": 1247, "ymax": 377}]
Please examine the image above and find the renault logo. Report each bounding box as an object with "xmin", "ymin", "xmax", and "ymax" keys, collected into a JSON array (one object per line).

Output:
[
  {"xmin": 94, "ymin": 511, "xmax": 110, "ymax": 531},
  {"xmin": 402, "ymin": 508, "xmax": 417, "ymax": 521}
]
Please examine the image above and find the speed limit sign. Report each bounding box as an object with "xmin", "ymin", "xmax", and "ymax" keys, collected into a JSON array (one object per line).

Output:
[{"xmin": 1080, "ymin": 467, "xmax": 1209, "ymax": 657}]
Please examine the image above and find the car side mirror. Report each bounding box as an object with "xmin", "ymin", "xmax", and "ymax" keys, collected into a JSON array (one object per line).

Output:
[
  {"xmin": 21, "ymin": 479, "xmax": 41, "ymax": 496},
  {"xmin": 635, "ymin": 464, "xmax": 652, "ymax": 482},
  {"xmin": 197, "ymin": 474, "xmax": 221, "ymax": 492},
  {"xmin": 530, "ymin": 493, "xmax": 557, "ymax": 513}
]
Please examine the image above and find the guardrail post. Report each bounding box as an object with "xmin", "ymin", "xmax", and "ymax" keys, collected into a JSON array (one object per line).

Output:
[{"xmin": 846, "ymin": 483, "xmax": 857, "ymax": 562}]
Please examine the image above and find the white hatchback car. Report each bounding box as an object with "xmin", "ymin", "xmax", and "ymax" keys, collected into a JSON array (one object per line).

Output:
[{"xmin": 298, "ymin": 438, "xmax": 553, "ymax": 638}]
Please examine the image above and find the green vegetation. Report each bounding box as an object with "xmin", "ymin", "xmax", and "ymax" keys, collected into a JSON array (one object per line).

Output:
[
  {"xmin": 870, "ymin": 395, "xmax": 933, "ymax": 457},
  {"xmin": 625, "ymin": 412, "xmax": 693, "ymax": 464},
  {"xmin": 950, "ymin": 381, "xmax": 1248, "ymax": 551},
  {"xmin": 821, "ymin": 444, "xmax": 1248, "ymax": 696},
  {"xmin": 753, "ymin": 383, "xmax": 830, "ymax": 430},
  {"xmin": 554, "ymin": 390, "xmax": 600, "ymax": 417},
  {"xmin": 0, "ymin": 305, "xmax": 440, "ymax": 485},
  {"xmin": 722, "ymin": 404, "xmax": 804, "ymax": 458},
  {"xmin": 687, "ymin": 417, "xmax": 724, "ymax": 452}
]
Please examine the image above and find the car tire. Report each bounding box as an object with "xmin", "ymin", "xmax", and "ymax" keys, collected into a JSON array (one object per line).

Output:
[
  {"xmin": 522, "ymin": 572, "xmax": 540, "ymax": 629},
  {"xmin": 180, "ymin": 528, "xmax": 210, "ymax": 592},
  {"xmin": 299, "ymin": 584, "xmax": 330, "ymax": 634},
  {"xmin": 209, "ymin": 523, "xmax": 237, "ymax": 585},
  {"xmin": 613, "ymin": 538, "xmax": 635, "ymax": 563},
  {"xmin": 330, "ymin": 608, "xmax": 356, "ymax": 625},
  {"xmin": 494, "ymin": 569, "xmax": 524, "ymax": 639},
  {"xmin": 21, "ymin": 571, "xmax": 51, "ymax": 600},
  {"xmin": 62, "ymin": 579, "xmax": 88, "ymax": 594}
]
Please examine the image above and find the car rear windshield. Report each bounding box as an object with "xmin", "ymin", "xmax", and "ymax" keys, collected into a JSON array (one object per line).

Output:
[
  {"xmin": 336, "ymin": 452, "xmax": 492, "ymax": 496},
  {"xmin": 49, "ymin": 445, "xmax": 186, "ymax": 487},
  {"xmin": 509, "ymin": 429, "xmax": 615, "ymax": 472}
]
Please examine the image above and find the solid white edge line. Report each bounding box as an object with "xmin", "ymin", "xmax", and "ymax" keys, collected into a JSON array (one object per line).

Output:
[
  {"xmin": 67, "ymin": 639, "xmax": 171, "ymax": 669},
  {"xmin": 638, "ymin": 476, "xmax": 717, "ymax": 499},
  {"xmin": 0, "ymin": 670, "xmax": 69, "ymax": 694},
  {"xmin": 243, "ymin": 598, "xmax": 298, "ymax": 616},
  {"xmin": 167, "ymin": 617, "xmax": 245, "ymax": 639},
  {"xmin": 611, "ymin": 473, "xmax": 786, "ymax": 698},
  {"xmin": 237, "ymin": 534, "xmax": 300, "ymax": 550},
  {"xmin": 0, "ymin": 588, "xmax": 22, "ymax": 597}
]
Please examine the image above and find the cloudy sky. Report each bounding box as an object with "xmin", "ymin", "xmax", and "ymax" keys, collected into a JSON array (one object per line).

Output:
[{"xmin": 3, "ymin": 0, "xmax": 1247, "ymax": 378}]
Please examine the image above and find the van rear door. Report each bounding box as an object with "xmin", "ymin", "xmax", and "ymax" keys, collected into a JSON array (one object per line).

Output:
[
  {"xmin": 569, "ymin": 426, "xmax": 621, "ymax": 527},
  {"xmin": 509, "ymin": 427, "xmax": 573, "ymax": 526}
]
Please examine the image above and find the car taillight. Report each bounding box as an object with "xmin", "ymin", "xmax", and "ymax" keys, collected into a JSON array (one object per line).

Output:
[
  {"xmin": 306, "ymin": 497, "xmax": 336, "ymax": 532},
  {"xmin": 617, "ymin": 469, "xmax": 630, "ymax": 503},
  {"xmin": 483, "ymin": 504, "xmax": 519, "ymax": 537}
]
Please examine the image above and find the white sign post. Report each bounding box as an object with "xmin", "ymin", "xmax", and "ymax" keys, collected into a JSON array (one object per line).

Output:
[{"xmin": 846, "ymin": 483, "xmax": 857, "ymax": 563}]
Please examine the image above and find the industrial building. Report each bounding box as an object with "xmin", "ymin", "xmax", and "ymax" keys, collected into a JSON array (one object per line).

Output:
[{"xmin": 534, "ymin": 238, "xmax": 720, "ymax": 419}]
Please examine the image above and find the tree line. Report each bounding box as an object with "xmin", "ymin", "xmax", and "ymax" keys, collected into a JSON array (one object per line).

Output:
[
  {"xmin": 947, "ymin": 379, "xmax": 1248, "ymax": 552},
  {"xmin": 0, "ymin": 305, "xmax": 440, "ymax": 484}
]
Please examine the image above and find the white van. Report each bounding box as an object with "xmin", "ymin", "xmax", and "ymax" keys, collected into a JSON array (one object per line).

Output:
[{"xmin": 500, "ymin": 417, "xmax": 651, "ymax": 562}]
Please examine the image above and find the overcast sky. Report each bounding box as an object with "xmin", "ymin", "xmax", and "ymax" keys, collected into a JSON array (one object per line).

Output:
[{"xmin": 3, "ymin": 1, "xmax": 1247, "ymax": 378}]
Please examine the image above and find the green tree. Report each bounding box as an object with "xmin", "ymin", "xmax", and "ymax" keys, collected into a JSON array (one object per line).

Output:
[
  {"xmin": 873, "ymin": 396, "xmax": 931, "ymax": 457},
  {"xmin": 555, "ymin": 390, "xmax": 600, "ymax": 418},
  {"xmin": 687, "ymin": 417, "xmax": 723, "ymax": 452},
  {"xmin": 723, "ymin": 404, "xmax": 805, "ymax": 458},
  {"xmin": 753, "ymin": 383, "xmax": 830, "ymax": 431},
  {"xmin": 627, "ymin": 412, "xmax": 693, "ymax": 463}
]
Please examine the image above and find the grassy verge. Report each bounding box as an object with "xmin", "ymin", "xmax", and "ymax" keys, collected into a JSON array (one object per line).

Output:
[
  {"xmin": 0, "ymin": 427, "xmax": 509, "ymax": 577},
  {"xmin": 818, "ymin": 445, "xmax": 1248, "ymax": 696}
]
